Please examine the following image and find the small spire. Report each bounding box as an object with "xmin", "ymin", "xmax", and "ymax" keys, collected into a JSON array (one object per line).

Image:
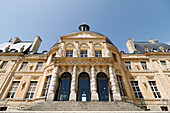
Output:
[{"xmin": 83, "ymin": 19, "xmax": 86, "ymax": 24}]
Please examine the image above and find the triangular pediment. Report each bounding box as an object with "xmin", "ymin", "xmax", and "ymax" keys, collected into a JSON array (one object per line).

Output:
[{"xmin": 61, "ymin": 31, "xmax": 107, "ymax": 39}]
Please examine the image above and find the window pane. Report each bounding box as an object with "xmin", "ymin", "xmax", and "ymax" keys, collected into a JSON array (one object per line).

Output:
[
  {"xmin": 20, "ymin": 62, "xmax": 28, "ymax": 70},
  {"xmin": 0, "ymin": 61, "xmax": 8, "ymax": 69},
  {"xmin": 80, "ymin": 51, "xmax": 87, "ymax": 57},
  {"xmin": 95, "ymin": 51, "xmax": 102, "ymax": 57},
  {"xmin": 66, "ymin": 51, "xmax": 73, "ymax": 57},
  {"xmin": 36, "ymin": 62, "xmax": 43, "ymax": 70},
  {"xmin": 6, "ymin": 81, "xmax": 20, "ymax": 99}
]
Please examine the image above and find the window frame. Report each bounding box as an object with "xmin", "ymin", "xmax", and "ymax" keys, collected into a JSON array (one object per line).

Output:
[
  {"xmin": 25, "ymin": 81, "xmax": 38, "ymax": 99},
  {"xmin": 160, "ymin": 61, "xmax": 168, "ymax": 69},
  {"xmin": 0, "ymin": 61, "xmax": 8, "ymax": 69},
  {"xmin": 80, "ymin": 50, "xmax": 88, "ymax": 57},
  {"xmin": 149, "ymin": 81, "xmax": 161, "ymax": 98},
  {"xmin": 36, "ymin": 62, "xmax": 43, "ymax": 70},
  {"xmin": 131, "ymin": 81, "xmax": 143, "ymax": 99},
  {"xmin": 6, "ymin": 81, "xmax": 20, "ymax": 99},
  {"xmin": 66, "ymin": 50, "xmax": 73, "ymax": 57},
  {"xmin": 43, "ymin": 76, "xmax": 51, "ymax": 97},
  {"xmin": 95, "ymin": 50, "xmax": 102, "ymax": 57},
  {"xmin": 116, "ymin": 75, "xmax": 126, "ymax": 96},
  {"xmin": 141, "ymin": 61, "xmax": 147, "ymax": 70},
  {"xmin": 20, "ymin": 62, "xmax": 28, "ymax": 70},
  {"xmin": 125, "ymin": 61, "xmax": 132, "ymax": 70}
]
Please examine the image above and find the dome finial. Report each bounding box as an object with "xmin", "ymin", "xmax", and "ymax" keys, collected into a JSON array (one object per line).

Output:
[
  {"xmin": 83, "ymin": 19, "xmax": 86, "ymax": 24},
  {"xmin": 79, "ymin": 22, "xmax": 90, "ymax": 31}
]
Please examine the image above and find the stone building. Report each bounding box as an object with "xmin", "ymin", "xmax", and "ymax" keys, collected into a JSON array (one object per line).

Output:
[{"xmin": 0, "ymin": 23, "xmax": 169, "ymax": 111}]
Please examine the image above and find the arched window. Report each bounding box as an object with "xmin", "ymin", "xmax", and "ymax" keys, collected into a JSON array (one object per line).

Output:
[
  {"xmin": 77, "ymin": 72, "xmax": 91, "ymax": 101},
  {"xmin": 56, "ymin": 72, "xmax": 71, "ymax": 101},
  {"xmin": 97, "ymin": 72, "xmax": 109, "ymax": 101}
]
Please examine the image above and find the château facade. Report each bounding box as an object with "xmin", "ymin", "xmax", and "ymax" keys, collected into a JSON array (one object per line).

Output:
[{"xmin": 0, "ymin": 23, "xmax": 169, "ymax": 111}]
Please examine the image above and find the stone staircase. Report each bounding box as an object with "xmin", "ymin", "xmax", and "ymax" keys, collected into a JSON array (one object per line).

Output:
[{"xmin": 19, "ymin": 101, "xmax": 147, "ymax": 111}]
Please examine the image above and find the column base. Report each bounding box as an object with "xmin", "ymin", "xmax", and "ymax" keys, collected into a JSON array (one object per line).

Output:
[
  {"xmin": 69, "ymin": 92, "xmax": 76, "ymax": 101},
  {"xmin": 46, "ymin": 92, "xmax": 55, "ymax": 101},
  {"xmin": 113, "ymin": 93, "xmax": 122, "ymax": 101},
  {"xmin": 91, "ymin": 92, "xmax": 99, "ymax": 101}
]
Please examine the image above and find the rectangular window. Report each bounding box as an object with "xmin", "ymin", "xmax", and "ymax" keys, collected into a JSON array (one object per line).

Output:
[
  {"xmin": 131, "ymin": 81, "xmax": 143, "ymax": 99},
  {"xmin": 125, "ymin": 62, "xmax": 132, "ymax": 70},
  {"xmin": 95, "ymin": 51, "xmax": 102, "ymax": 57},
  {"xmin": 112, "ymin": 53, "xmax": 117, "ymax": 62},
  {"xmin": 160, "ymin": 61, "xmax": 168, "ymax": 69},
  {"xmin": 141, "ymin": 61, "xmax": 147, "ymax": 69},
  {"xmin": 161, "ymin": 106, "xmax": 168, "ymax": 111},
  {"xmin": 20, "ymin": 62, "xmax": 28, "ymax": 70},
  {"xmin": 43, "ymin": 76, "xmax": 51, "ymax": 97},
  {"xmin": 117, "ymin": 76, "xmax": 126, "ymax": 96},
  {"xmin": 66, "ymin": 51, "xmax": 73, "ymax": 57},
  {"xmin": 149, "ymin": 81, "xmax": 161, "ymax": 98},
  {"xmin": 6, "ymin": 81, "xmax": 20, "ymax": 98},
  {"xmin": 25, "ymin": 81, "xmax": 37, "ymax": 99},
  {"xmin": 0, "ymin": 61, "xmax": 8, "ymax": 69},
  {"xmin": 36, "ymin": 62, "xmax": 43, "ymax": 70},
  {"xmin": 80, "ymin": 51, "xmax": 87, "ymax": 57}
]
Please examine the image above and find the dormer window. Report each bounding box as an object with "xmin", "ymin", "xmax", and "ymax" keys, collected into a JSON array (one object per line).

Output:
[{"xmin": 153, "ymin": 48, "xmax": 157, "ymax": 52}]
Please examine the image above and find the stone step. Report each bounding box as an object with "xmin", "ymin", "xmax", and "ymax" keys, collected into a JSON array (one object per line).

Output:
[{"xmin": 19, "ymin": 101, "xmax": 147, "ymax": 111}]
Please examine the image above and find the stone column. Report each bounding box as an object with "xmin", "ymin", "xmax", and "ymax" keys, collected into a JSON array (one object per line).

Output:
[
  {"xmin": 91, "ymin": 65, "xmax": 99, "ymax": 101},
  {"xmin": 109, "ymin": 65, "xmax": 121, "ymax": 101},
  {"xmin": 46, "ymin": 66, "xmax": 58, "ymax": 101},
  {"xmin": 69, "ymin": 65, "xmax": 77, "ymax": 101}
]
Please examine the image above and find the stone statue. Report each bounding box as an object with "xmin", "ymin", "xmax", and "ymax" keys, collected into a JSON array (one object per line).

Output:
[
  {"xmin": 20, "ymin": 45, "xmax": 25, "ymax": 52},
  {"xmin": 144, "ymin": 45, "xmax": 149, "ymax": 52},
  {"xmin": 89, "ymin": 48, "xmax": 94, "ymax": 57},
  {"xmin": 105, "ymin": 48, "xmax": 110, "ymax": 57},
  {"xmin": 74, "ymin": 48, "xmax": 78, "ymax": 57},
  {"xmin": 5, "ymin": 45, "xmax": 10, "ymax": 52},
  {"xmin": 58, "ymin": 47, "xmax": 63, "ymax": 57}
]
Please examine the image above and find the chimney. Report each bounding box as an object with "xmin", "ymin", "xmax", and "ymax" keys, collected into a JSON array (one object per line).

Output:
[
  {"xmin": 12, "ymin": 37, "xmax": 21, "ymax": 44},
  {"xmin": 126, "ymin": 39, "xmax": 136, "ymax": 53},
  {"xmin": 30, "ymin": 36, "xmax": 42, "ymax": 53}
]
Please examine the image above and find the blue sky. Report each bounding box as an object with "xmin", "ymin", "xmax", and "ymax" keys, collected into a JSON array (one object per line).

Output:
[{"xmin": 0, "ymin": 0, "xmax": 170, "ymax": 52}]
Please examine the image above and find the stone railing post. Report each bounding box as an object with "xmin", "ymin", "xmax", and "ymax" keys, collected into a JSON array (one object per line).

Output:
[
  {"xmin": 69, "ymin": 65, "xmax": 77, "ymax": 101},
  {"xmin": 109, "ymin": 65, "xmax": 121, "ymax": 101},
  {"xmin": 91, "ymin": 65, "xmax": 99, "ymax": 101},
  {"xmin": 46, "ymin": 66, "xmax": 58, "ymax": 101}
]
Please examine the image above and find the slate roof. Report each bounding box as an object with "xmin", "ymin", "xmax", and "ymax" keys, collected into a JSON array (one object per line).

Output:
[
  {"xmin": 0, "ymin": 41, "xmax": 33, "ymax": 53},
  {"xmin": 134, "ymin": 41, "xmax": 170, "ymax": 53}
]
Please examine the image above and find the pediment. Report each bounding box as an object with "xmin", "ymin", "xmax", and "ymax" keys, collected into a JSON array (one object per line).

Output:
[{"xmin": 61, "ymin": 31, "xmax": 107, "ymax": 39}]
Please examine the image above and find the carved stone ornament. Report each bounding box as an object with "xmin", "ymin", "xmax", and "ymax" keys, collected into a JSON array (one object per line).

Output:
[
  {"xmin": 74, "ymin": 48, "xmax": 78, "ymax": 57},
  {"xmin": 70, "ymin": 33, "xmax": 96, "ymax": 38},
  {"xmin": 105, "ymin": 48, "xmax": 110, "ymax": 57},
  {"xmin": 146, "ymin": 75, "xmax": 154, "ymax": 79},
  {"xmin": 58, "ymin": 47, "xmax": 63, "ymax": 57},
  {"xmin": 89, "ymin": 48, "xmax": 94, "ymax": 56}
]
